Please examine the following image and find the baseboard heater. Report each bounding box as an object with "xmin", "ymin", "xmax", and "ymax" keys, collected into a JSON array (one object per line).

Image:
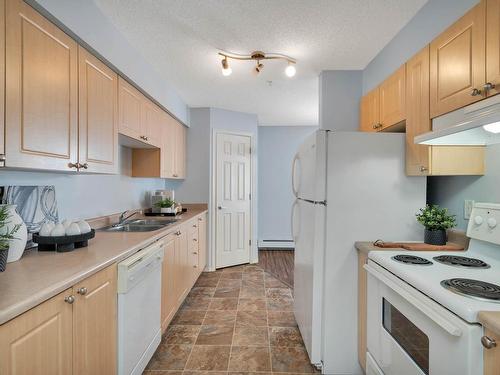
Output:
[{"xmin": 258, "ymin": 239, "xmax": 295, "ymax": 249}]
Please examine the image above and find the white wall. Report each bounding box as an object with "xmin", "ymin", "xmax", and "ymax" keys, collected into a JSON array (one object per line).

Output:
[
  {"xmin": 30, "ymin": 0, "xmax": 189, "ymax": 124},
  {"xmin": 258, "ymin": 126, "xmax": 317, "ymax": 244},
  {"xmin": 0, "ymin": 147, "xmax": 167, "ymax": 220},
  {"xmin": 319, "ymin": 71, "xmax": 363, "ymax": 131}
]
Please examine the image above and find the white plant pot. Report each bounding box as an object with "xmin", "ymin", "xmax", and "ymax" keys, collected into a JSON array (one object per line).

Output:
[
  {"xmin": 160, "ymin": 206, "xmax": 174, "ymax": 214},
  {"xmin": 0, "ymin": 205, "xmax": 28, "ymax": 263}
]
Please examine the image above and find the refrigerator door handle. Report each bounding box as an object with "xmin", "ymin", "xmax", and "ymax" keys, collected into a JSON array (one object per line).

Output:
[
  {"xmin": 291, "ymin": 154, "xmax": 300, "ymax": 198},
  {"xmin": 291, "ymin": 199, "xmax": 299, "ymax": 242}
]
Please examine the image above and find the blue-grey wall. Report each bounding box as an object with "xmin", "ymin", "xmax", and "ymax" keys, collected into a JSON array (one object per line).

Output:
[
  {"xmin": 362, "ymin": 0, "xmax": 479, "ymax": 93},
  {"xmin": 319, "ymin": 71, "xmax": 363, "ymax": 131},
  {"xmin": 258, "ymin": 126, "xmax": 317, "ymax": 243}
]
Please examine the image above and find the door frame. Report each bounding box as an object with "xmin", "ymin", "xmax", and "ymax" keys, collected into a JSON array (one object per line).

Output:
[{"xmin": 209, "ymin": 128, "xmax": 257, "ymax": 271}]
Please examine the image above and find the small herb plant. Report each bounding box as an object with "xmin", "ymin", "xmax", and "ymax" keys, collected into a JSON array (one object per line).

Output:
[
  {"xmin": 155, "ymin": 198, "xmax": 175, "ymax": 208},
  {"xmin": 416, "ymin": 204, "xmax": 456, "ymax": 231},
  {"xmin": 0, "ymin": 206, "xmax": 21, "ymax": 251}
]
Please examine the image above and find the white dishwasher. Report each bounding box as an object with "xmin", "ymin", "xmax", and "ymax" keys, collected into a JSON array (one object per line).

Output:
[{"xmin": 117, "ymin": 240, "xmax": 164, "ymax": 375}]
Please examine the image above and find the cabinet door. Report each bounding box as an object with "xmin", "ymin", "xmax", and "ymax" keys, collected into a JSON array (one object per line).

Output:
[
  {"xmin": 487, "ymin": 0, "xmax": 500, "ymax": 96},
  {"xmin": 161, "ymin": 113, "xmax": 176, "ymax": 178},
  {"xmin": 141, "ymin": 99, "xmax": 162, "ymax": 147},
  {"xmin": 406, "ymin": 46, "xmax": 431, "ymax": 176},
  {"xmin": 73, "ymin": 264, "xmax": 117, "ymax": 375},
  {"xmin": 484, "ymin": 329, "xmax": 500, "ymax": 375},
  {"xmin": 0, "ymin": 289, "xmax": 73, "ymax": 375},
  {"xmin": 188, "ymin": 221, "xmax": 200, "ymax": 285},
  {"xmin": 78, "ymin": 47, "xmax": 118, "ymax": 174},
  {"xmin": 197, "ymin": 214, "xmax": 207, "ymax": 272},
  {"xmin": 5, "ymin": 0, "xmax": 78, "ymax": 171},
  {"xmin": 430, "ymin": 1, "xmax": 486, "ymax": 118},
  {"xmin": 359, "ymin": 88, "xmax": 379, "ymax": 132},
  {"xmin": 161, "ymin": 233, "xmax": 177, "ymax": 331},
  {"xmin": 176, "ymin": 225, "xmax": 189, "ymax": 303},
  {"xmin": 379, "ymin": 65, "xmax": 406, "ymax": 129},
  {"xmin": 174, "ymin": 121, "xmax": 187, "ymax": 179},
  {"xmin": 118, "ymin": 77, "xmax": 142, "ymax": 141}
]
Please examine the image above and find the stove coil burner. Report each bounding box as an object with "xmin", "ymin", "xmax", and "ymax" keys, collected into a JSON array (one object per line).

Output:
[
  {"xmin": 441, "ymin": 278, "xmax": 500, "ymax": 302},
  {"xmin": 391, "ymin": 254, "xmax": 433, "ymax": 265},
  {"xmin": 433, "ymin": 255, "xmax": 490, "ymax": 269}
]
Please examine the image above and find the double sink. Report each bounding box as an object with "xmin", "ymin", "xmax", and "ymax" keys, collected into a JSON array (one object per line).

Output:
[{"xmin": 100, "ymin": 219, "xmax": 178, "ymax": 232}]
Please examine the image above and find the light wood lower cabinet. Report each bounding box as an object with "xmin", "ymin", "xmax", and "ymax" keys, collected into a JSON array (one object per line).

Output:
[
  {"xmin": 73, "ymin": 264, "xmax": 117, "ymax": 375},
  {"xmin": 484, "ymin": 329, "xmax": 500, "ymax": 375},
  {"xmin": 357, "ymin": 251, "xmax": 368, "ymax": 374},
  {"xmin": 198, "ymin": 214, "xmax": 207, "ymax": 272},
  {"xmin": 161, "ymin": 233, "xmax": 178, "ymax": 331},
  {"xmin": 0, "ymin": 265, "xmax": 117, "ymax": 375}
]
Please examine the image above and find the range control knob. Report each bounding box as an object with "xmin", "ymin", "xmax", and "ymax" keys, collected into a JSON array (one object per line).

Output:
[
  {"xmin": 474, "ymin": 216, "xmax": 484, "ymax": 225},
  {"xmin": 487, "ymin": 218, "xmax": 498, "ymax": 229}
]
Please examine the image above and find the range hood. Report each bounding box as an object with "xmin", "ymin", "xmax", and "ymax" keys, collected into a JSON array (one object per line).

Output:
[{"xmin": 415, "ymin": 94, "xmax": 500, "ymax": 145}]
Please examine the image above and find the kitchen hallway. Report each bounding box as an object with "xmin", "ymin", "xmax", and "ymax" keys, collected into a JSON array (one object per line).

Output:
[{"xmin": 144, "ymin": 263, "xmax": 317, "ymax": 374}]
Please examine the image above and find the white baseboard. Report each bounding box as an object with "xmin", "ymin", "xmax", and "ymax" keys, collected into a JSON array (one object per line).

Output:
[{"xmin": 258, "ymin": 240, "xmax": 295, "ymax": 249}]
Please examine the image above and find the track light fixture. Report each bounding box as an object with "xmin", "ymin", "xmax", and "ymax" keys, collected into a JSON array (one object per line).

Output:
[{"xmin": 218, "ymin": 51, "xmax": 296, "ymax": 77}]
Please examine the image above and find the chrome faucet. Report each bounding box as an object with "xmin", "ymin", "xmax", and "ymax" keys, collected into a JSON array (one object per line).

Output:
[{"xmin": 117, "ymin": 210, "xmax": 138, "ymax": 225}]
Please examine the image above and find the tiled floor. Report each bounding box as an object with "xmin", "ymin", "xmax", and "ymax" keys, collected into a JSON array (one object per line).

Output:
[{"xmin": 144, "ymin": 264, "xmax": 319, "ymax": 374}]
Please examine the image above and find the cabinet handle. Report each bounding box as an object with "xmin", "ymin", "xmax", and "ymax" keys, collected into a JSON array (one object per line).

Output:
[
  {"xmin": 64, "ymin": 295, "xmax": 75, "ymax": 304},
  {"xmin": 193, "ymin": 238, "xmax": 198, "ymax": 242},
  {"xmin": 192, "ymin": 251, "xmax": 198, "ymax": 254},
  {"xmin": 420, "ymin": 166, "xmax": 428, "ymax": 173},
  {"xmin": 481, "ymin": 336, "xmax": 497, "ymax": 349},
  {"xmin": 471, "ymin": 88, "xmax": 482, "ymax": 96},
  {"xmin": 192, "ymin": 224, "xmax": 197, "ymax": 228},
  {"xmin": 80, "ymin": 163, "xmax": 88, "ymax": 170},
  {"xmin": 68, "ymin": 162, "xmax": 79, "ymax": 169},
  {"xmin": 77, "ymin": 287, "xmax": 88, "ymax": 295},
  {"xmin": 484, "ymin": 82, "xmax": 496, "ymax": 92},
  {"xmin": 173, "ymin": 174, "xmax": 179, "ymax": 177}
]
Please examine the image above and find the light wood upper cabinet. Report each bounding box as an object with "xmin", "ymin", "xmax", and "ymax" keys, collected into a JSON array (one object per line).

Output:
[
  {"xmin": 141, "ymin": 99, "xmax": 162, "ymax": 148},
  {"xmin": 118, "ymin": 77, "xmax": 142, "ymax": 141},
  {"xmin": 487, "ymin": 0, "xmax": 500, "ymax": 96},
  {"xmin": 359, "ymin": 88, "xmax": 379, "ymax": 132},
  {"xmin": 0, "ymin": 289, "xmax": 74, "ymax": 375},
  {"xmin": 5, "ymin": 0, "xmax": 78, "ymax": 171},
  {"xmin": 379, "ymin": 65, "xmax": 406, "ymax": 130},
  {"xmin": 406, "ymin": 46, "xmax": 432, "ymax": 175},
  {"xmin": 174, "ymin": 121, "xmax": 187, "ymax": 179},
  {"xmin": 430, "ymin": 1, "xmax": 486, "ymax": 118},
  {"xmin": 73, "ymin": 264, "xmax": 117, "ymax": 375},
  {"xmin": 78, "ymin": 47, "xmax": 118, "ymax": 174}
]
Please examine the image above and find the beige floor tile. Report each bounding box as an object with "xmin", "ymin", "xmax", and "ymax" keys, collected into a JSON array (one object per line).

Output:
[
  {"xmin": 236, "ymin": 310, "xmax": 267, "ymax": 327},
  {"xmin": 266, "ymin": 288, "xmax": 293, "ymax": 299},
  {"xmin": 185, "ymin": 345, "xmax": 231, "ymax": 371},
  {"xmin": 218, "ymin": 278, "xmax": 242, "ymax": 287},
  {"xmin": 220, "ymin": 272, "xmax": 243, "ymax": 280},
  {"xmin": 269, "ymin": 327, "xmax": 304, "ymax": 347},
  {"xmin": 267, "ymin": 311, "xmax": 297, "ymax": 327},
  {"xmin": 233, "ymin": 326, "xmax": 269, "ymax": 346},
  {"xmin": 228, "ymin": 346, "xmax": 271, "ymax": 372},
  {"xmin": 203, "ymin": 310, "xmax": 237, "ymax": 326},
  {"xmin": 242, "ymin": 279, "xmax": 265, "ymax": 289},
  {"xmin": 213, "ymin": 285, "xmax": 241, "ymax": 298},
  {"xmin": 145, "ymin": 344, "xmax": 192, "ymax": 371},
  {"xmin": 195, "ymin": 276, "xmax": 220, "ymax": 287},
  {"xmin": 240, "ymin": 287, "xmax": 266, "ymax": 298},
  {"xmin": 184, "ymin": 372, "xmax": 227, "ymax": 375},
  {"xmin": 271, "ymin": 346, "xmax": 317, "ymax": 373},
  {"xmin": 265, "ymin": 276, "xmax": 290, "ymax": 288},
  {"xmin": 238, "ymin": 298, "xmax": 267, "ymax": 311},
  {"xmin": 195, "ymin": 325, "xmax": 234, "ymax": 345},
  {"xmin": 181, "ymin": 296, "xmax": 212, "ymax": 310},
  {"xmin": 267, "ymin": 296, "xmax": 294, "ymax": 311},
  {"xmin": 188, "ymin": 287, "xmax": 216, "ymax": 298},
  {"xmin": 163, "ymin": 325, "xmax": 200, "ymax": 345},
  {"xmin": 209, "ymin": 298, "xmax": 239, "ymax": 310},
  {"xmin": 171, "ymin": 310, "xmax": 206, "ymax": 325},
  {"xmin": 143, "ymin": 371, "xmax": 184, "ymax": 375}
]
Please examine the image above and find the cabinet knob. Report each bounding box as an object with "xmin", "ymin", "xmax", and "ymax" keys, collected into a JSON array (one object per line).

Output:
[
  {"xmin": 372, "ymin": 124, "xmax": 378, "ymax": 129},
  {"xmin": 471, "ymin": 88, "xmax": 482, "ymax": 96},
  {"xmin": 420, "ymin": 166, "xmax": 428, "ymax": 172},
  {"xmin": 198, "ymin": 217, "xmax": 202, "ymax": 221},
  {"xmin": 79, "ymin": 163, "xmax": 88, "ymax": 170},
  {"xmin": 192, "ymin": 251, "xmax": 198, "ymax": 254},
  {"xmin": 482, "ymin": 336, "xmax": 497, "ymax": 349},
  {"xmin": 64, "ymin": 295, "xmax": 75, "ymax": 304},
  {"xmin": 193, "ymin": 224, "xmax": 197, "ymax": 228},
  {"xmin": 484, "ymin": 82, "xmax": 496, "ymax": 92},
  {"xmin": 0, "ymin": 154, "xmax": 6, "ymax": 162},
  {"xmin": 68, "ymin": 162, "xmax": 79, "ymax": 169},
  {"xmin": 173, "ymin": 174, "xmax": 179, "ymax": 177},
  {"xmin": 77, "ymin": 287, "xmax": 88, "ymax": 295},
  {"xmin": 193, "ymin": 265, "xmax": 197, "ymax": 268},
  {"xmin": 193, "ymin": 238, "xmax": 198, "ymax": 242},
  {"xmin": 176, "ymin": 230, "xmax": 181, "ymax": 236}
]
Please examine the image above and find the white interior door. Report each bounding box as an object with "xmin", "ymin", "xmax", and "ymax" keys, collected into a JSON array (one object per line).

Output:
[{"xmin": 215, "ymin": 132, "xmax": 252, "ymax": 268}]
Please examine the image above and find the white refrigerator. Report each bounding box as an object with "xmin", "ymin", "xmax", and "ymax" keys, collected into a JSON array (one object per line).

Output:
[{"xmin": 291, "ymin": 130, "xmax": 426, "ymax": 375}]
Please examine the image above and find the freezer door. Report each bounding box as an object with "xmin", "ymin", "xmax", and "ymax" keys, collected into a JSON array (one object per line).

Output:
[
  {"xmin": 292, "ymin": 198, "xmax": 325, "ymax": 366},
  {"xmin": 292, "ymin": 130, "xmax": 327, "ymax": 202}
]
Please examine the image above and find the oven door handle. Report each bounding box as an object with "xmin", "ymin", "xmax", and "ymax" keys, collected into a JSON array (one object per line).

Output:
[{"xmin": 364, "ymin": 262, "xmax": 463, "ymax": 337}]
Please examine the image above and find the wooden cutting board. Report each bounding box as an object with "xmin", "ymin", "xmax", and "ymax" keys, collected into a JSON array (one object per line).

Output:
[{"xmin": 373, "ymin": 240, "xmax": 464, "ymax": 252}]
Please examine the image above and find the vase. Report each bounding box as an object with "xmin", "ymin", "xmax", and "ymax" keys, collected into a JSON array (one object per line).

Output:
[
  {"xmin": 424, "ymin": 229, "xmax": 447, "ymax": 246},
  {"xmin": 0, "ymin": 205, "xmax": 28, "ymax": 263}
]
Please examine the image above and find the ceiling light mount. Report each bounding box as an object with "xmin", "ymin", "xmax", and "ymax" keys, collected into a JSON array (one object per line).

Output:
[{"xmin": 218, "ymin": 50, "xmax": 296, "ymax": 77}]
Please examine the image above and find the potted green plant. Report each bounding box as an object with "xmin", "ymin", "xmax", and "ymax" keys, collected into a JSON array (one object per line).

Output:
[
  {"xmin": 416, "ymin": 204, "xmax": 456, "ymax": 246},
  {"xmin": 0, "ymin": 205, "xmax": 22, "ymax": 272},
  {"xmin": 155, "ymin": 198, "xmax": 176, "ymax": 214}
]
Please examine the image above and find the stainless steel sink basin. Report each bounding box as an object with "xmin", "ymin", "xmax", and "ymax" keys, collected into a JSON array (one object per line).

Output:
[
  {"xmin": 127, "ymin": 219, "xmax": 177, "ymax": 226},
  {"xmin": 100, "ymin": 223, "xmax": 167, "ymax": 232}
]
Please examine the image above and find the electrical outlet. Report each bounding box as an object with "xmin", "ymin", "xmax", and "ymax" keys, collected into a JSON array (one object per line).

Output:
[{"xmin": 464, "ymin": 200, "xmax": 475, "ymax": 220}]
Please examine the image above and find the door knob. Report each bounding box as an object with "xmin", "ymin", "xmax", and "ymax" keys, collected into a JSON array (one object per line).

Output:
[
  {"xmin": 64, "ymin": 295, "xmax": 75, "ymax": 304},
  {"xmin": 471, "ymin": 88, "xmax": 482, "ymax": 96},
  {"xmin": 482, "ymin": 335, "xmax": 497, "ymax": 349},
  {"xmin": 77, "ymin": 287, "xmax": 88, "ymax": 295}
]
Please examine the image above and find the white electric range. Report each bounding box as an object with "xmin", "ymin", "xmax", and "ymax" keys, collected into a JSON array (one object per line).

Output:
[{"xmin": 365, "ymin": 203, "xmax": 500, "ymax": 375}]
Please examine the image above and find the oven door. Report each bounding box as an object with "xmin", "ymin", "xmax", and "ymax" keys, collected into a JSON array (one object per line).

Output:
[{"xmin": 365, "ymin": 260, "xmax": 483, "ymax": 375}]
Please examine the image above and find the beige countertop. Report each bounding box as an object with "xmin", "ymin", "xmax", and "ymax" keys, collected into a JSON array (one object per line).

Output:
[
  {"xmin": 0, "ymin": 204, "xmax": 207, "ymax": 325},
  {"xmin": 478, "ymin": 311, "xmax": 500, "ymax": 336},
  {"xmin": 355, "ymin": 241, "xmax": 402, "ymax": 254}
]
